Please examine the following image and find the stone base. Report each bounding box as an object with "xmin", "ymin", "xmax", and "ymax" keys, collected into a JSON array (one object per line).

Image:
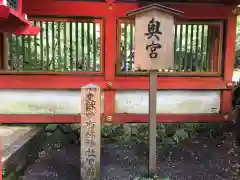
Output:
[{"xmin": 0, "ymin": 126, "xmax": 44, "ymax": 180}]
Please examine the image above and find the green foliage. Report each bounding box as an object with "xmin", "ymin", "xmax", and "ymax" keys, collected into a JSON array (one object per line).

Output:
[
  {"xmin": 101, "ymin": 123, "xmax": 124, "ymax": 140},
  {"xmin": 235, "ymin": 16, "xmax": 240, "ymax": 67},
  {"xmin": 43, "ymin": 122, "xmax": 222, "ymax": 147},
  {"xmin": 2, "ymin": 168, "xmax": 6, "ymax": 177},
  {"xmin": 100, "ymin": 123, "xmax": 219, "ymax": 146},
  {"xmin": 236, "ymin": 17, "xmax": 240, "ymax": 51},
  {"xmin": 236, "ymin": 80, "xmax": 240, "ymax": 88},
  {"xmin": 44, "ymin": 124, "xmax": 58, "ymax": 132}
]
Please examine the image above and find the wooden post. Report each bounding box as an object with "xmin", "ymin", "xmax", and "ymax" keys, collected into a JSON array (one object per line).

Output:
[
  {"xmin": 81, "ymin": 84, "xmax": 101, "ymax": 180},
  {"xmin": 148, "ymin": 70, "xmax": 157, "ymax": 175},
  {"xmin": 126, "ymin": 4, "xmax": 183, "ymax": 177}
]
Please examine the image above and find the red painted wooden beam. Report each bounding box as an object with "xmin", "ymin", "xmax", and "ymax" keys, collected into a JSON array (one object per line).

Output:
[
  {"xmin": 15, "ymin": 25, "xmax": 40, "ymax": 35},
  {"xmin": 0, "ymin": 4, "xmax": 39, "ymax": 35},
  {"xmin": 23, "ymin": 1, "xmax": 231, "ymax": 19},
  {"xmin": 0, "ymin": 75, "xmax": 230, "ymax": 89},
  {"xmin": 0, "ymin": 113, "xmax": 228, "ymax": 123},
  {"xmin": 116, "ymin": 0, "xmax": 239, "ymax": 4},
  {"xmin": 115, "ymin": 77, "xmax": 229, "ymax": 90},
  {"xmin": 111, "ymin": 114, "xmax": 229, "ymax": 123}
]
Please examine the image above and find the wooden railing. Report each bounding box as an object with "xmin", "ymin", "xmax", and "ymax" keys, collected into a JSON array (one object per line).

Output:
[
  {"xmin": 8, "ymin": 18, "xmax": 102, "ymax": 72},
  {"xmin": 7, "ymin": 17, "xmax": 223, "ymax": 75},
  {"xmin": 118, "ymin": 19, "xmax": 223, "ymax": 75}
]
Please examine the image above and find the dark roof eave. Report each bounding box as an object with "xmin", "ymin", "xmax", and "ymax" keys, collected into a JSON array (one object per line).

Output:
[{"xmin": 126, "ymin": 3, "xmax": 184, "ymax": 17}]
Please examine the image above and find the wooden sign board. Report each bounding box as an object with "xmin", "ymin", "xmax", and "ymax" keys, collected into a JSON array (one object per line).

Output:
[
  {"xmin": 127, "ymin": 4, "xmax": 183, "ymax": 71},
  {"xmin": 126, "ymin": 4, "xmax": 183, "ymax": 176},
  {"xmin": 81, "ymin": 84, "xmax": 101, "ymax": 180}
]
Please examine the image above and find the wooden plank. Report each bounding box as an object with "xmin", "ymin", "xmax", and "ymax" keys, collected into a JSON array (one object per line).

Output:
[
  {"xmin": 81, "ymin": 84, "xmax": 101, "ymax": 180},
  {"xmin": 133, "ymin": 10, "xmax": 175, "ymax": 71}
]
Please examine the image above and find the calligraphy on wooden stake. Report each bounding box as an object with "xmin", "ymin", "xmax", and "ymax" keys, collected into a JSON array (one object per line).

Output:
[{"xmin": 81, "ymin": 84, "xmax": 101, "ymax": 180}]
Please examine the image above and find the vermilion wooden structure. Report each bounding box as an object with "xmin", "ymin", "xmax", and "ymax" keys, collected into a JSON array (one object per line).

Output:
[
  {"xmin": 0, "ymin": 0, "xmax": 39, "ymax": 34},
  {"xmin": 0, "ymin": 0, "xmax": 239, "ymax": 123}
]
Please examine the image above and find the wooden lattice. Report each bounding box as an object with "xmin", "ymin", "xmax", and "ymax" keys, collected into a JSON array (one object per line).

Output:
[{"xmin": 8, "ymin": 20, "xmax": 102, "ymax": 72}]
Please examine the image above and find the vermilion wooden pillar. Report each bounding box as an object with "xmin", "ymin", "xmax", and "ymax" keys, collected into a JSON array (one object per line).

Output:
[
  {"xmin": 221, "ymin": 11, "xmax": 237, "ymax": 115},
  {"xmin": 0, "ymin": 33, "xmax": 3, "ymax": 70},
  {"xmin": 104, "ymin": 2, "xmax": 116, "ymax": 121},
  {"xmin": 18, "ymin": 0, "xmax": 22, "ymax": 13}
]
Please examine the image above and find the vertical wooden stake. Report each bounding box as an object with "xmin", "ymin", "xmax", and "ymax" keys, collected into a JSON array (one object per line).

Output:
[
  {"xmin": 148, "ymin": 70, "xmax": 157, "ymax": 176},
  {"xmin": 81, "ymin": 84, "xmax": 101, "ymax": 180}
]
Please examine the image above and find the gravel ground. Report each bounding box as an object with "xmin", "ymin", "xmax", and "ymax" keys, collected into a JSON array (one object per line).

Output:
[{"xmin": 20, "ymin": 124, "xmax": 240, "ymax": 180}]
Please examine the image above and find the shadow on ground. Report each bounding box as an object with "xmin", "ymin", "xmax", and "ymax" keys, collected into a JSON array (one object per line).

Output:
[{"xmin": 21, "ymin": 124, "xmax": 240, "ymax": 180}]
